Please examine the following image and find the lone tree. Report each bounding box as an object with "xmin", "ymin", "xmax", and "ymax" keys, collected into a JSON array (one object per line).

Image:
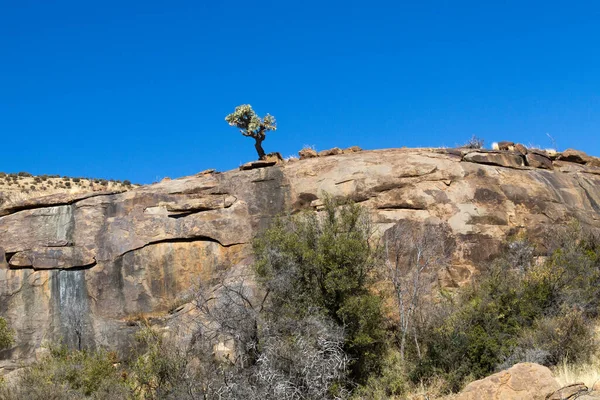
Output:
[{"xmin": 225, "ymin": 104, "xmax": 276, "ymax": 159}]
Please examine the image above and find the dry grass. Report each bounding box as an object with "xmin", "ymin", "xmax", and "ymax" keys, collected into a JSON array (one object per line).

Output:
[
  {"xmin": 553, "ymin": 358, "xmax": 600, "ymax": 389},
  {"xmin": 0, "ymin": 173, "xmax": 138, "ymax": 206},
  {"xmin": 405, "ymin": 378, "xmax": 448, "ymax": 399}
]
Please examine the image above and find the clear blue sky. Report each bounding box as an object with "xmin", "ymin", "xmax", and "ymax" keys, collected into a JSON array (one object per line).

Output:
[{"xmin": 1, "ymin": 1, "xmax": 599, "ymax": 183}]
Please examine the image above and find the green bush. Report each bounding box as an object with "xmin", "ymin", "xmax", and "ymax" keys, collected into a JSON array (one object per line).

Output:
[
  {"xmin": 254, "ymin": 197, "xmax": 387, "ymax": 383},
  {"xmin": 411, "ymin": 225, "xmax": 600, "ymax": 392},
  {"xmin": 0, "ymin": 318, "xmax": 14, "ymax": 350},
  {"xmin": 0, "ymin": 345, "xmax": 130, "ymax": 399}
]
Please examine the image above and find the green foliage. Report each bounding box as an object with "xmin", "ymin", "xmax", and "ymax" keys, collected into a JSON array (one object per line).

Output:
[
  {"xmin": 225, "ymin": 104, "xmax": 276, "ymax": 158},
  {"xmin": 0, "ymin": 345, "xmax": 130, "ymax": 399},
  {"xmin": 225, "ymin": 104, "xmax": 276, "ymax": 139},
  {"xmin": 128, "ymin": 327, "xmax": 190, "ymax": 399},
  {"xmin": 254, "ymin": 197, "xmax": 387, "ymax": 383},
  {"xmin": 351, "ymin": 349, "xmax": 407, "ymax": 399},
  {"xmin": 412, "ymin": 225, "xmax": 600, "ymax": 392},
  {"xmin": 0, "ymin": 318, "xmax": 14, "ymax": 350}
]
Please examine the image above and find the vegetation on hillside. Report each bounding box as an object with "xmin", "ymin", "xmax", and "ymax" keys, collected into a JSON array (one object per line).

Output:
[
  {"xmin": 0, "ymin": 318, "xmax": 13, "ymax": 350},
  {"xmin": 1, "ymin": 203, "xmax": 599, "ymax": 399}
]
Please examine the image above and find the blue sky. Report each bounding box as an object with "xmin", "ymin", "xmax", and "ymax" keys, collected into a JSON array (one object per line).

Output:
[{"xmin": 1, "ymin": 1, "xmax": 599, "ymax": 183}]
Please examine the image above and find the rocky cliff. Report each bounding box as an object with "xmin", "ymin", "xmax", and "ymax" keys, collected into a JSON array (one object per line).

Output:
[{"xmin": 1, "ymin": 147, "xmax": 600, "ymax": 373}]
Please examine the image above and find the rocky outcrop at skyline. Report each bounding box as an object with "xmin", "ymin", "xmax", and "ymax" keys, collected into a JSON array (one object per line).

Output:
[{"xmin": 1, "ymin": 146, "xmax": 600, "ymax": 374}]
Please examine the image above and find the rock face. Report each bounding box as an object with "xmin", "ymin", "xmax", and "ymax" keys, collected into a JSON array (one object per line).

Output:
[
  {"xmin": 450, "ymin": 363, "xmax": 560, "ymax": 400},
  {"xmin": 1, "ymin": 147, "xmax": 600, "ymax": 373}
]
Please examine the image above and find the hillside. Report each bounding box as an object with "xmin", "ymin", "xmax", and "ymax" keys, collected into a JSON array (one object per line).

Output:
[
  {"xmin": 1, "ymin": 145, "xmax": 600, "ymax": 376},
  {"xmin": 0, "ymin": 173, "xmax": 136, "ymax": 206}
]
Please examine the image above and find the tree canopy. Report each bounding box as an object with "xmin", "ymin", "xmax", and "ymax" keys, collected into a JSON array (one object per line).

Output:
[{"xmin": 225, "ymin": 104, "xmax": 276, "ymax": 159}]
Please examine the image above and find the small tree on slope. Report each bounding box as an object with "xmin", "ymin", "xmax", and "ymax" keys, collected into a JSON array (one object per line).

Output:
[{"xmin": 225, "ymin": 104, "xmax": 276, "ymax": 160}]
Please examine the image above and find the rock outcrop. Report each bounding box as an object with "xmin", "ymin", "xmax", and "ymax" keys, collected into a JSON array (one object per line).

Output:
[
  {"xmin": 450, "ymin": 365, "xmax": 600, "ymax": 400},
  {"xmin": 1, "ymin": 147, "xmax": 600, "ymax": 373},
  {"xmin": 449, "ymin": 363, "xmax": 560, "ymax": 400}
]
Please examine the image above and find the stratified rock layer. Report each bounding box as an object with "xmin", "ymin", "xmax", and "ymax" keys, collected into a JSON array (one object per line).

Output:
[{"xmin": 1, "ymin": 147, "xmax": 600, "ymax": 372}]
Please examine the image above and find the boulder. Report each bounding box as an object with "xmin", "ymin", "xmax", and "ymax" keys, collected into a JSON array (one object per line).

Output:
[
  {"xmin": 529, "ymin": 148, "xmax": 550, "ymax": 157},
  {"xmin": 343, "ymin": 146, "xmax": 362, "ymax": 154},
  {"xmin": 451, "ymin": 363, "xmax": 560, "ymax": 400},
  {"xmin": 298, "ymin": 148, "xmax": 318, "ymax": 159},
  {"xmin": 8, "ymin": 247, "xmax": 95, "ymax": 270},
  {"xmin": 239, "ymin": 160, "xmax": 278, "ymax": 171},
  {"xmin": 497, "ymin": 141, "xmax": 515, "ymax": 151},
  {"xmin": 463, "ymin": 151, "xmax": 526, "ymax": 168},
  {"xmin": 318, "ymin": 147, "xmax": 343, "ymax": 157},
  {"xmin": 263, "ymin": 152, "xmax": 284, "ymax": 163},
  {"xmin": 558, "ymin": 149, "xmax": 590, "ymax": 164},
  {"xmin": 527, "ymin": 153, "xmax": 553, "ymax": 170},
  {"xmin": 514, "ymin": 143, "xmax": 528, "ymax": 155},
  {"xmin": 546, "ymin": 383, "xmax": 588, "ymax": 400}
]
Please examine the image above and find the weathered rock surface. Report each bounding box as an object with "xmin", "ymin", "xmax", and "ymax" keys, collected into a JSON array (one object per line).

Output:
[
  {"xmin": 1, "ymin": 147, "xmax": 600, "ymax": 373},
  {"xmin": 449, "ymin": 363, "xmax": 560, "ymax": 400},
  {"xmin": 527, "ymin": 152, "xmax": 554, "ymax": 170},
  {"xmin": 546, "ymin": 382, "xmax": 588, "ymax": 399},
  {"xmin": 298, "ymin": 148, "xmax": 317, "ymax": 159},
  {"xmin": 463, "ymin": 151, "xmax": 526, "ymax": 168},
  {"xmin": 318, "ymin": 147, "xmax": 343, "ymax": 157}
]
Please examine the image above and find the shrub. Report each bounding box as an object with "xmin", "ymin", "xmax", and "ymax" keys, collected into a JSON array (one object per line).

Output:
[
  {"xmin": 462, "ymin": 135, "xmax": 485, "ymax": 149},
  {"xmin": 411, "ymin": 225, "xmax": 600, "ymax": 392},
  {"xmin": 17, "ymin": 171, "xmax": 32, "ymax": 177},
  {"xmin": 0, "ymin": 345, "xmax": 130, "ymax": 400},
  {"xmin": 254, "ymin": 197, "xmax": 387, "ymax": 384},
  {"xmin": 0, "ymin": 318, "xmax": 14, "ymax": 350}
]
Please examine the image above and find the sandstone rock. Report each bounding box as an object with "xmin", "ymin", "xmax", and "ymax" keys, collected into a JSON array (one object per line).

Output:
[
  {"xmin": 0, "ymin": 248, "xmax": 7, "ymax": 269},
  {"xmin": 546, "ymin": 382, "xmax": 588, "ymax": 399},
  {"xmin": 343, "ymin": 146, "xmax": 362, "ymax": 153},
  {"xmin": 514, "ymin": 143, "xmax": 528, "ymax": 154},
  {"xmin": 9, "ymin": 246, "xmax": 95, "ymax": 270},
  {"xmin": 558, "ymin": 149, "xmax": 590, "ymax": 164},
  {"xmin": 587, "ymin": 157, "xmax": 600, "ymax": 168},
  {"xmin": 463, "ymin": 151, "xmax": 526, "ymax": 168},
  {"xmin": 298, "ymin": 148, "xmax": 317, "ymax": 159},
  {"xmin": 527, "ymin": 153, "xmax": 553, "ymax": 170},
  {"xmin": 0, "ymin": 190, "xmax": 123, "ymax": 217},
  {"xmin": 451, "ymin": 363, "xmax": 560, "ymax": 400},
  {"xmin": 196, "ymin": 169, "xmax": 216, "ymax": 176},
  {"xmin": 530, "ymin": 148, "xmax": 550, "ymax": 157},
  {"xmin": 576, "ymin": 394, "xmax": 600, "ymax": 399},
  {"xmin": 239, "ymin": 159, "xmax": 278, "ymax": 171},
  {"xmin": 497, "ymin": 141, "xmax": 515, "ymax": 151},
  {"xmin": 318, "ymin": 147, "xmax": 343, "ymax": 157},
  {"xmin": 263, "ymin": 152, "xmax": 284, "ymax": 163},
  {"xmin": 2, "ymin": 148, "xmax": 600, "ymax": 372}
]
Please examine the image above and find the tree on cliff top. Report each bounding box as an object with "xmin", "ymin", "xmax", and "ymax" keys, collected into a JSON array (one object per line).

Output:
[{"xmin": 225, "ymin": 104, "xmax": 276, "ymax": 160}]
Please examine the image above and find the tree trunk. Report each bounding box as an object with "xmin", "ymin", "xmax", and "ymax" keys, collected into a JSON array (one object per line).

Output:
[{"xmin": 254, "ymin": 137, "xmax": 266, "ymax": 160}]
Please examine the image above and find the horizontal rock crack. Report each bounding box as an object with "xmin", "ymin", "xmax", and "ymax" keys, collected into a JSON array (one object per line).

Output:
[{"xmin": 113, "ymin": 236, "xmax": 246, "ymax": 261}]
